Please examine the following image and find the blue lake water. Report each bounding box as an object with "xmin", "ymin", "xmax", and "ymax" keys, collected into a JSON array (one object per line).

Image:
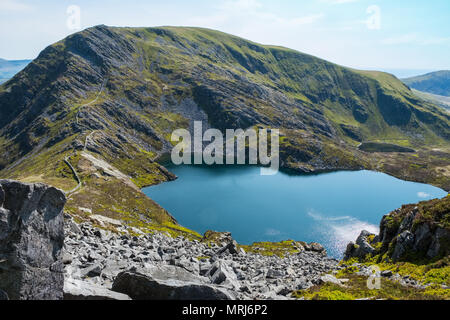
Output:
[{"xmin": 144, "ymin": 166, "xmax": 447, "ymax": 259}]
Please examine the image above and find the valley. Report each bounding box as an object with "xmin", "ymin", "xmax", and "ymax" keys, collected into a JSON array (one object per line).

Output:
[{"xmin": 0, "ymin": 25, "xmax": 449, "ymax": 301}]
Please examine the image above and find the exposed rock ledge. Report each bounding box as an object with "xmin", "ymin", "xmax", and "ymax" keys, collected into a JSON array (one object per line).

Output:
[
  {"xmin": 345, "ymin": 195, "xmax": 450, "ymax": 263},
  {"xmin": 0, "ymin": 180, "xmax": 339, "ymax": 300}
]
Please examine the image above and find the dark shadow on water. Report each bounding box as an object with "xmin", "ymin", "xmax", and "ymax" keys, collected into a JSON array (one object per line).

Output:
[{"xmin": 155, "ymin": 152, "xmax": 363, "ymax": 178}]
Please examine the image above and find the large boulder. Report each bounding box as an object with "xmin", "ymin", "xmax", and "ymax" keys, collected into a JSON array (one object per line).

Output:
[
  {"xmin": 206, "ymin": 260, "xmax": 241, "ymax": 290},
  {"xmin": 0, "ymin": 180, "xmax": 66, "ymax": 300},
  {"xmin": 318, "ymin": 274, "xmax": 348, "ymax": 286},
  {"xmin": 344, "ymin": 230, "xmax": 376, "ymax": 260},
  {"xmin": 308, "ymin": 242, "xmax": 327, "ymax": 256},
  {"xmin": 216, "ymin": 240, "xmax": 240, "ymax": 256},
  {"xmin": 64, "ymin": 278, "xmax": 131, "ymax": 300},
  {"xmin": 112, "ymin": 265, "xmax": 235, "ymax": 300}
]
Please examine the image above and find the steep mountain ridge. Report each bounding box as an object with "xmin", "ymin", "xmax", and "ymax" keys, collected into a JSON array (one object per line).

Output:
[{"xmin": 0, "ymin": 25, "xmax": 449, "ymax": 231}]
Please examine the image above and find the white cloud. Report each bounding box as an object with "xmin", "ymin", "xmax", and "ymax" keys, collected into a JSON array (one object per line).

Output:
[
  {"xmin": 283, "ymin": 14, "xmax": 325, "ymax": 26},
  {"xmin": 319, "ymin": 0, "xmax": 359, "ymax": 4},
  {"xmin": 189, "ymin": 0, "xmax": 324, "ymax": 29},
  {"xmin": 382, "ymin": 34, "xmax": 450, "ymax": 46},
  {"xmin": 421, "ymin": 37, "xmax": 450, "ymax": 45},
  {"xmin": 381, "ymin": 33, "xmax": 419, "ymax": 45},
  {"xmin": 417, "ymin": 192, "xmax": 431, "ymax": 198},
  {"xmin": 0, "ymin": 0, "xmax": 32, "ymax": 11},
  {"xmin": 265, "ymin": 228, "xmax": 281, "ymax": 236},
  {"xmin": 254, "ymin": 12, "xmax": 325, "ymax": 27},
  {"xmin": 220, "ymin": 0, "xmax": 262, "ymax": 11}
]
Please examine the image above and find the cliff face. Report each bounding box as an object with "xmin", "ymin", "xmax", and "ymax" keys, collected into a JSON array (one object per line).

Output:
[
  {"xmin": 345, "ymin": 195, "xmax": 450, "ymax": 263},
  {"xmin": 0, "ymin": 180, "xmax": 66, "ymax": 300}
]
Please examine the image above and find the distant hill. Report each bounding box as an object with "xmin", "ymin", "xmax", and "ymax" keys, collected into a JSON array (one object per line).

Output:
[
  {"xmin": 412, "ymin": 89, "xmax": 450, "ymax": 113},
  {"xmin": 403, "ymin": 70, "xmax": 450, "ymax": 97},
  {"xmin": 371, "ymin": 69, "xmax": 436, "ymax": 79},
  {"xmin": 0, "ymin": 58, "xmax": 31, "ymax": 83}
]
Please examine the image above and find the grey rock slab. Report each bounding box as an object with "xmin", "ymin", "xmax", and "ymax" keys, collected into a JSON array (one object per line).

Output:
[
  {"xmin": 64, "ymin": 278, "xmax": 131, "ymax": 300},
  {"xmin": 319, "ymin": 274, "xmax": 346, "ymax": 286},
  {"xmin": 112, "ymin": 265, "xmax": 235, "ymax": 300}
]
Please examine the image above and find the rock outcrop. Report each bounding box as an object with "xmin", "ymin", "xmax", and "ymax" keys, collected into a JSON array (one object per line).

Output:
[
  {"xmin": 344, "ymin": 230, "xmax": 376, "ymax": 260},
  {"xmin": 0, "ymin": 180, "xmax": 66, "ymax": 300},
  {"xmin": 345, "ymin": 196, "xmax": 450, "ymax": 263}
]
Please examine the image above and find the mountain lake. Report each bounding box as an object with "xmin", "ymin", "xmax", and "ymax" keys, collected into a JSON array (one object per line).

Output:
[{"xmin": 144, "ymin": 166, "xmax": 447, "ymax": 258}]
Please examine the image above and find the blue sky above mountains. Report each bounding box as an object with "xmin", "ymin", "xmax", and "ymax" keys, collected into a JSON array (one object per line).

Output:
[{"xmin": 1, "ymin": 0, "xmax": 449, "ymax": 71}]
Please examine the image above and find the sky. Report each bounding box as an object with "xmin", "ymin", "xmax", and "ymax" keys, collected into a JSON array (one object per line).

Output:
[{"xmin": 1, "ymin": 0, "xmax": 449, "ymax": 74}]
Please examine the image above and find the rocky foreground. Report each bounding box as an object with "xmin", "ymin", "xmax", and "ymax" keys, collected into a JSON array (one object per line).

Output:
[
  {"xmin": 64, "ymin": 220, "xmax": 339, "ymax": 300},
  {"xmin": 0, "ymin": 179, "xmax": 340, "ymax": 300}
]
